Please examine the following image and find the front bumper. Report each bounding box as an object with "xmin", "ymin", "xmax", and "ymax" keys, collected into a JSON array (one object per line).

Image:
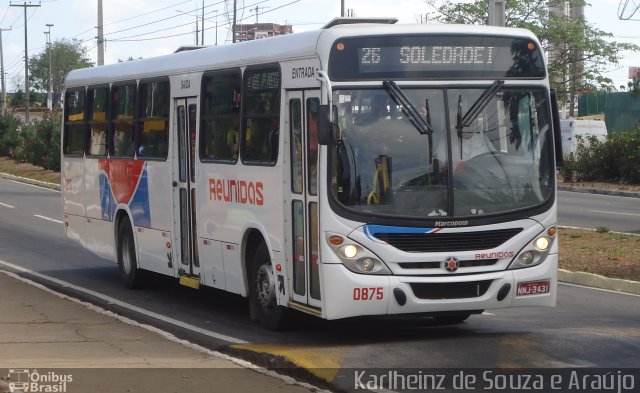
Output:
[{"xmin": 321, "ymin": 254, "xmax": 557, "ymax": 320}]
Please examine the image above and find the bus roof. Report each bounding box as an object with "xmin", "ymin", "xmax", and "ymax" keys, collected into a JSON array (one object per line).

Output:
[{"xmin": 64, "ymin": 23, "xmax": 539, "ymax": 88}]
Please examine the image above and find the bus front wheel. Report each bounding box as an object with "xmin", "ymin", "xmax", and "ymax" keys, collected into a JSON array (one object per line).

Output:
[
  {"xmin": 251, "ymin": 242, "xmax": 288, "ymax": 330},
  {"xmin": 117, "ymin": 218, "xmax": 143, "ymax": 289}
]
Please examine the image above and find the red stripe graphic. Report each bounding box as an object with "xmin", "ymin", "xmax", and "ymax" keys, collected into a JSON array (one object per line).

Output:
[{"xmin": 99, "ymin": 159, "xmax": 145, "ymax": 205}]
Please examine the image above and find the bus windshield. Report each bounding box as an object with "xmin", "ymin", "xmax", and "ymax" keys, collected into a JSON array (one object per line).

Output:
[{"xmin": 330, "ymin": 86, "xmax": 554, "ymax": 219}]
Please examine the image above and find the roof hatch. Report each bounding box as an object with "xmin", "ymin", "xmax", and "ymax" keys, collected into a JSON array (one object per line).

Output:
[{"xmin": 322, "ymin": 17, "xmax": 398, "ymax": 29}]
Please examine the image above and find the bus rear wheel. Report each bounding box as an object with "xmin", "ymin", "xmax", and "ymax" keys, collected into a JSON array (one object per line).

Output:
[
  {"xmin": 117, "ymin": 218, "xmax": 144, "ymax": 289},
  {"xmin": 252, "ymin": 242, "xmax": 288, "ymax": 330}
]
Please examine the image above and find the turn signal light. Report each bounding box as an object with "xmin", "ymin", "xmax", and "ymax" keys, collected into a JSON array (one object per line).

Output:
[
  {"xmin": 329, "ymin": 235, "xmax": 344, "ymax": 245},
  {"xmin": 547, "ymin": 227, "xmax": 557, "ymax": 237}
]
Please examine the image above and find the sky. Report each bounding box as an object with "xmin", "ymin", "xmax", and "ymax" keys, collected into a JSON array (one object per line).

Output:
[{"xmin": 0, "ymin": 0, "xmax": 639, "ymax": 91}]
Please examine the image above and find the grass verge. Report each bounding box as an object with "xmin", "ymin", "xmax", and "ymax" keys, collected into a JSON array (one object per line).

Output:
[
  {"xmin": 0, "ymin": 157, "xmax": 60, "ymax": 184},
  {"xmin": 559, "ymin": 228, "xmax": 640, "ymax": 282}
]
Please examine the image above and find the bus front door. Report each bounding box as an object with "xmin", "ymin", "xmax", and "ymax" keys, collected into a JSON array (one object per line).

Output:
[
  {"xmin": 173, "ymin": 97, "xmax": 200, "ymax": 288},
  {"xmin": 287, "ymin": 90, "xmax": 322, "ymax": 310}
]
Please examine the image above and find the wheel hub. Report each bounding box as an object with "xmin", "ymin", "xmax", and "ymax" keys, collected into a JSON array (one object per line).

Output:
[{"xmin": 256, "ymin": 264, "xmax": 276, "ymax": 311}]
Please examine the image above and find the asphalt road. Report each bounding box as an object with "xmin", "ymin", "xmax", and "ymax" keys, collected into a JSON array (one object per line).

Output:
[
  {"xmin": 1, "ymin": 178, "xmax": 639, "ymax": 392},
  {"xmin": 558, "ymin": 190, "xmax": 640, "ymax": 233}
]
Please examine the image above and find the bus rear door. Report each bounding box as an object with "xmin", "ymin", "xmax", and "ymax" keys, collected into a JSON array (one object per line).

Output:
[{"xmin": 173, "ymin": 97, "xmax": 201, "ymax": 287}]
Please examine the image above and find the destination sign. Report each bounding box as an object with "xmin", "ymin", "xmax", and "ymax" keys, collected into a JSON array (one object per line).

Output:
[{"xmin": 329, "ymin": 35, "xmax": 545, "ymax": 80}]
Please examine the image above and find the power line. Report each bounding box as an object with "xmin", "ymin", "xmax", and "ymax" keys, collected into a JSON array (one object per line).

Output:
[
  {"xmin": 104, "ymin": 0, "xmax": 193, "ymax": 27},
  {"xmin": 108, "ymin": 30, "xmax": 197, "ymax": 43},
  {"xmin": 109, "ymin": 0, "xmax": 294, "ymax": 43},
  {"xmin": 105, "ymin": 0, "xmax": 225, "ymax": 37},
  {"xmin": 66, "ymin": 0, "xmax": 208, "ymax": 44}
]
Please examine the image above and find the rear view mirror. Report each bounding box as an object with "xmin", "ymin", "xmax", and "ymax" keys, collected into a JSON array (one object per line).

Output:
[
  {"xmin": 550, "ymin": 90, "xmax": 564, "ymax": 168},
  {"xmin": 318, "ymin": 105, "xmax": 337, "ymax": 145}
]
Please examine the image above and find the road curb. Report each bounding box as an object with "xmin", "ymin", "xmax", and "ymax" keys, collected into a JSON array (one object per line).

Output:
[
  {"xmin": 0, "ymin": 171, "xmax": 60, "ymax": 190},
  {"xmin": 558, "ymin": 185, "xmax": 640, "ymax": 198},
  {"xmin": 558, "ymin": 269, "xmax": 640, "ymax": 295}
]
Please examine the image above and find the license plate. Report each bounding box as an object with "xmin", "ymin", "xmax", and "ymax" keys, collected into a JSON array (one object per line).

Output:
[{"xmin": 516, "ymin": 280, "xmax": 550, "ymax": 296}]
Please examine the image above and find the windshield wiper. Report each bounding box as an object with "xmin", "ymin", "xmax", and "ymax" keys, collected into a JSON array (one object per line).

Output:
[
  {"xmin": 456, "ymin": 80, "xmax": 504, "ymax": 136},
  {"xmin": 383, "ymin": 80, "xmax": 434, "ymax": 163},
  {"xmin": 383, "ymin": 81, "xmax": 433, "ymax": 135},
  {"xmin": 456, "ymin": 80, "xmax": 504, "ymax": 157}
]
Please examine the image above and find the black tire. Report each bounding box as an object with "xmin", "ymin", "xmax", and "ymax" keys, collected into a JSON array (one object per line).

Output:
[
  {"xmin": 432, "ymin": 313, "xmax": 471, "ymax": 325},
  {"xmin": 117, "ymin": 217, "xmax": 144, "ymax": 289},
  {"xmin": 251, "ymin": 242, "xmax": 288, "ymax": 330}
]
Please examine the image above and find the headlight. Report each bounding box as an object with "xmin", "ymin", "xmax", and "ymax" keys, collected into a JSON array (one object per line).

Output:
[
  {"xmin": 326, "ymin": 233, "xmax": 392, "ymax": 275},
  {"xmin": 535, "ymin": 237, "xmax": 550, "ymax": 251},
  {"xmin": 343, "ymin": 244, "xmax": 358, "ymax": 258},
  {"xmin": 508, "ymin": 226, "xmax": 557, "ymax": 270}
]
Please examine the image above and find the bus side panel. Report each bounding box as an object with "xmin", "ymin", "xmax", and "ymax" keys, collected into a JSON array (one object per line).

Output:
[
  {"xmin": 136, "ymin": 226, "xmax": 174, "ymax": 276},
  {"xmin": 144, "ymin": 161, "xmax": 173, "ymax": 231},
  {"xmin": 197, "ymin": 163, "xmax": 284, "ymax": 297},
  {"xmin": 135, "ymin": 160, "xmax": 175, "ymax": 276},
  {"xmin": 201, "ymin": 239, "xmax": 226, "ymax": 290},
  {"xmin": 83, "ymin": 217, "xmax": 116, "ymax": 261},
  {"xmin": 62, "ymin": 157, "xmax": 86, "ymax": 217},
  {"xmin": 84, "ymin": 158, "xmax": 106, "ymax": 220}
]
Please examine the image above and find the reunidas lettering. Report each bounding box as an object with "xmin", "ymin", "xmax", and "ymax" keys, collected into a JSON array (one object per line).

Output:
[
  {"xmin": 209, "ymin": 178, "xmax": 264, "ymax": 206},
  {"xmin": 475, "ymin": 251, "xmax": 515, "ymax": 260}
]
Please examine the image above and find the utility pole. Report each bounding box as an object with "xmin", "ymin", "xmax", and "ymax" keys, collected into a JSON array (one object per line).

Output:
[
  {"xmin": 232, "ymin": 0, "xmax": 237, "ymax": 43},
  {"xmin": 97, "ymin": 0, "xmax": 104, "ymax": 66},
  {"xmin": 488, "ymin": 0, "xmax": 505, "ymax": 27},
  {"xmin": 213, "ymin": 10, "xmax": 218, "ymax": 46},
  {"xmin": 11, "ymin": 1, "xmax": 41, "ymax": 123},
  {"xmin": 45, "ymin": 24, "xmax": 53, "ymax": 110},
  {"xmin": 341, "ymin": 0, "xmax": 345, "ymax": 17},
  {"xmin": 201, "ymin": 0, "xmax": 204, "ymax": 45},
  {"xmin": 0, "ymin": 27, "xmax": 11, "ymax": 116}
]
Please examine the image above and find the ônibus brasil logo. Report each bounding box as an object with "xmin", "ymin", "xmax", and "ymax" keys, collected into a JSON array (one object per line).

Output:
[{"xmin": 3, "ymin": 369, "xmax": 73, "ymax": 393}]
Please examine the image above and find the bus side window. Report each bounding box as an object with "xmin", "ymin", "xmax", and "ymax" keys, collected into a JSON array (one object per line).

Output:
[
  {"xmin": 111, "ymin": 83, "xmax": 136, "ymax": 158},
  {"xmin": 63, "ymin": 88, "xmax": 87, "ymax": 156},
  {"xmin": 137, "ymin": 79, "xmax": 170, "ymax": 160},
  {"xmin": 241, "ymin": 66, "xmax": 281, "ymax": 165},
  {"xmin": 200, "ymin": 70, "xmax": 241, "ymax": 162},
  {"xmin": 87, "ymin": 86, "xmax": 109, "ymax": 157}
]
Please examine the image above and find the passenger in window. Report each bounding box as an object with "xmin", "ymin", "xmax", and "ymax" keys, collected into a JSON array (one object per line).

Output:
[
  {"xmin": 227, "ymin": 118, "xmax": 239, "ymax": 159},
  {"xmin": 266, "ymin": 117, "xmax": 279, "ymax": 161}
]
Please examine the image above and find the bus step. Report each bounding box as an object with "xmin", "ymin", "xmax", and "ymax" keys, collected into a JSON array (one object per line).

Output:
[{"xmin": 179, "ymin": 275, "xmax": 200, "ymax": 289}]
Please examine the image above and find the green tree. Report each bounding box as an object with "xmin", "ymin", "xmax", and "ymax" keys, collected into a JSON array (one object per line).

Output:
[
  {"xmin": 28, "ymin": 39, "xmax": 93, "ymax": 108},
  {"xmin": 427, "ymin": 0, "xmax": 638, "ymax": 116}
]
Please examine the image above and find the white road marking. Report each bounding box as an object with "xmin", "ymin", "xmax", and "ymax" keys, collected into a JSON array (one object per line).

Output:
[
  {"xmin": 482, "ymin": 312, "xmax": 495, "ymax": 316},
  {"xmin": 34, "ymin": 214, "xmax": 63, "ymax": 224},
  {"xmin": 0, "ymin": 258, "xmax": 249, "ymax": 344},
  {"xmin": 0, "ymin": 176, "xmax": 60, "ymax": 192},
  {"xmin": 559, "ymin": 282, "xmax": 640, "ymax": 298},
  {"xmin": 0, "ymin": 201, "xmax": 15, "ymax": 208},
  {"xmin": 587, "ymin": 209, "xmax": 640, "ymax": 217}
]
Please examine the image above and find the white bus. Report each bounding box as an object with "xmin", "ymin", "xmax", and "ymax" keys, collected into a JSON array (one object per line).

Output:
[{"xmin": 62, "ymin": 19, "xmax": 563, "ymax": 329}]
